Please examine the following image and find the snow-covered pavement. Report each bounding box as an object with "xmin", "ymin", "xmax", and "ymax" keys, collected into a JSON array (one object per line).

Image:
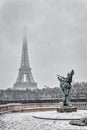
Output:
[{"xmin": 0, "ymin": 110, "xmax": 87, "ymax": 130}]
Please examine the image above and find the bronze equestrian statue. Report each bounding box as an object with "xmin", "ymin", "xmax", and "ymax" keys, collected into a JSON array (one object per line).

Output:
[{"xmin": 57, "ymin": 70, "xmax": 74, "ymax": 107}]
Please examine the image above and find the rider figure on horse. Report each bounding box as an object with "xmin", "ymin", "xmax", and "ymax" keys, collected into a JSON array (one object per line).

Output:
[{"xmin": 57, "ymin": 70, "xmax": 74, "ymax": 106}]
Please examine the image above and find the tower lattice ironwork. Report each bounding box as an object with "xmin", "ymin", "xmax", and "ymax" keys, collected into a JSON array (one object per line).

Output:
[{"xmin": 13, "ymin": 35, "xmax": 37, "ymax": 90}]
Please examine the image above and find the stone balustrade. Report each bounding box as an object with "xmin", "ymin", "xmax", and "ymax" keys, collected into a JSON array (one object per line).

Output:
[{"xmin": 0, "ymin": 102, "xmax": 87, "ymax": 114}]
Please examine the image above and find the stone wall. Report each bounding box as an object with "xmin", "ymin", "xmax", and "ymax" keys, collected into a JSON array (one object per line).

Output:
[
  {"xmin": 72, "ymin": 102, "xmax": 87, "ymax": 110},
  {"xmin": 0, "ymin": 102, "xmax": 87, "ymax": 114}
]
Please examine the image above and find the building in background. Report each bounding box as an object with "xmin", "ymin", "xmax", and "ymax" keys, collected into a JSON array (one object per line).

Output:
[{"xmin": 13, "ymin": 34, "xmax": 37, "ymax": 90}]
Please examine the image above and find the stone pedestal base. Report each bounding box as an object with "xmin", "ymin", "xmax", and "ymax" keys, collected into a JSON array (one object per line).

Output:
[{"xmin": 57, "ymin": 106, "xmax": 77, "ymax": 113}]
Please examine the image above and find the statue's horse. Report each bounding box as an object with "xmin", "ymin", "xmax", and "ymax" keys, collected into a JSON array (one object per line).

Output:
[
  {"xmin": 58, "ymin": 76, "xmax": 70, "ymax": 96},
  {"xmin": 57, "ymin": 70, "xmax": 74, "ymax": 106}
]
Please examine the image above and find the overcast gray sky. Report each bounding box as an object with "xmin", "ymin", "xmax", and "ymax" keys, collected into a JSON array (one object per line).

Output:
[{"xmin": 0, "ymin": 0, "xmax": 87, "ymax": 89}]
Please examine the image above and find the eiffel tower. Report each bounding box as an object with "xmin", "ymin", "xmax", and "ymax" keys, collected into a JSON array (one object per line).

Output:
[{"xmin": 13, "ymin": 35, "xmax": 37, "ymax": 90}]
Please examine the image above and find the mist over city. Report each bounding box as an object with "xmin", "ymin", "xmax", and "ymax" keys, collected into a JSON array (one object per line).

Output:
[
  {"xmin": 0, "ymin": 1, "xmax": 87, "ymax": 130},
  {"xmin": 0, "ymin": 0, "xmax": 87, "ymax": 89}
]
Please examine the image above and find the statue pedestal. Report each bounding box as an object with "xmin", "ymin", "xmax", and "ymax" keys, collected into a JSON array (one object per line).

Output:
[{"xmin": 57, "ymin": 106, "xmax": 77, "ymax": 113}]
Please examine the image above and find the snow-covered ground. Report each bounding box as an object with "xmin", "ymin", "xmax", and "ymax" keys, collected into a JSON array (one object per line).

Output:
[{"xmin": 0, "ymin": 110, "xmax": 87, "ymax": 130}]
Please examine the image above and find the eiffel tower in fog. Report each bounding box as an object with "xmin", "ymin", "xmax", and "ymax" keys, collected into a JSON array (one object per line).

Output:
[{"xmin": 13, "ymin": 34, "xmax": 37, "ymax": 90}]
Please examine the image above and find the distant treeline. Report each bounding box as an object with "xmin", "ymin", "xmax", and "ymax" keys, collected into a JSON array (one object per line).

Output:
[
  {"xmin": 0, "ymin": 99, "xmax": 87, "ymax": 105},
  {"xmin": 0, "ymin": 82, "xmax": 87, "ymax": 104}
]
